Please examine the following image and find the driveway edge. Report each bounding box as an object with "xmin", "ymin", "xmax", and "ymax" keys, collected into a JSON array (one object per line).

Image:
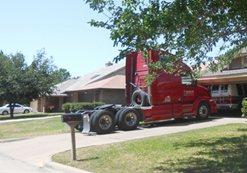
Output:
[{"xmin": 44, "ymin": 155, "xmax": 92, "ymax": 173}]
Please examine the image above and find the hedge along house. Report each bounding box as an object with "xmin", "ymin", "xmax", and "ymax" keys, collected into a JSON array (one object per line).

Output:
[{"xmin": 30, "ymin": 62, "xmax": 126, "ymax": 113}]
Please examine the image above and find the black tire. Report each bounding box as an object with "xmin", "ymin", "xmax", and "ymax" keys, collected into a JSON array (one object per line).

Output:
[
  {"xmin": 118, "ymin": 109, "xmax": 140, "ymax": 130},
  {"xmin": 115, "ymin": 108, "xmax": 125, "ymax": 127},
  {"xmin": 75, "ymin": 122, "xmax": 83, "ymax": 131},
  {"xmin": 197, "ymin": 103, "xmax": 210, "ymax": 120},
  {"xmin": 90, "ymin": 111, "xmax": 100, "ymax": 132},
  {"xmin": 24, "ymin": 109, "xmax": 29, "ymax": 114},
  {"xmin": 2, "ymin": 111, "xmax": 8, "ymax": 115},
  {"xmin": 115, "ymin": 108, "xmax": 128, "ymax": 130},
  {"xmin": 92, "ymin": 110, "xmax": 115, "ymax": 134},
  {"xmin": 132, "ymin": 90, "xmax": 147, "ymax": 106}
]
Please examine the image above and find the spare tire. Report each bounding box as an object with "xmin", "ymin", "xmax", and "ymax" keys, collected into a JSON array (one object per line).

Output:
[{"xmin": 132, "ymin": 90, "xmax": 147, "ymax": 106}]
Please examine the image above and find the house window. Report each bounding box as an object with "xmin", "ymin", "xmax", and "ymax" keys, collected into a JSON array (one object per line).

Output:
[
  {"xmin": 230, "ymin": 57, "xmax": 242, "ymax": 69},
  {"xmin": 212, "ymin": 85, "xmax": 219, "ymax": 93}
]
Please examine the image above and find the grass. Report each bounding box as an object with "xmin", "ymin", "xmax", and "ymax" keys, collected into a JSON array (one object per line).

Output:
[
  {"xmin": 0, "ymin": 117, "xmax": 70, "ymax": 139},
  {"xmin": 0, "ymin": 112, "xmax": 62, "ymax": 120},
  {"xmin": 52, "ymin": 123, "xmax": 247, "ymax": 173}
]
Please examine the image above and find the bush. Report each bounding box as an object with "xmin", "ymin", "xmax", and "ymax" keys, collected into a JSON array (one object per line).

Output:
[
  {"xmin": 62, "ymin": 103, "xmax": 71, "ymax": 113},
  {"xmin": 241, "ymin": 100, "xmax": 247, "ymax": 118},
  {"xmin": 62, "ymin": 102, "xmax": 105, "ymax": 113}
]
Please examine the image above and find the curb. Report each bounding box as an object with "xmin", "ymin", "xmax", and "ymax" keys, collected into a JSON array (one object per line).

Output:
[{"xmin": 44, "ymin": 155, "xmax": 92, "ymax": 173}]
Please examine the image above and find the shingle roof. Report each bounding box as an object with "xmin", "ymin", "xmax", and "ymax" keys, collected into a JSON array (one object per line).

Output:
[
  {"xmin": 64, "ymin": 63, "xmax": 125, "ymax": 92},
  {"xmin": 51, "ymin": 79, "xmax": 77, "ymax": 96},
  {"xmin": 73, "ymin": 75, "xmax": 125, "ymax": 91}
]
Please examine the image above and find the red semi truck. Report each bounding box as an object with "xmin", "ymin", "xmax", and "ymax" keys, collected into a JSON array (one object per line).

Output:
[{"xmin": 62, "ymin": 50, "xmax": 217, "ymax": 134}]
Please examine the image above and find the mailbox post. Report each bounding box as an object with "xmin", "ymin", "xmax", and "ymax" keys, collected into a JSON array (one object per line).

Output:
[{"xmin": 61, "ymin": 113, "xmax": 83, "ymax": 160}]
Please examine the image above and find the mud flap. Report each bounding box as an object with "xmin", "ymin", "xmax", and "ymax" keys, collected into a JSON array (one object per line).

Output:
[{"xmin": 82, "ymin": 114, "xmax": 90, "ymax": 134}]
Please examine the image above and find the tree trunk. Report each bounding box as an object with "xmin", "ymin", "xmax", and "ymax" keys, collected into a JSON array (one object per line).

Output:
[{"xmin": 9, "ymin": 102, "xmax": 15, "ymax": 118}]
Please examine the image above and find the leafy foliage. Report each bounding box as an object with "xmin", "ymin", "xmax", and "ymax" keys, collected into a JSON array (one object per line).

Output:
[
  {"xmin": 0, "ymin": 50, "xmax": 55, "ymax": 118},
  {"xmin": 51, "ymin": 68, "xmax": 72, "ymax": 85},
  {"xmin": 85, "ymin": 0, "xmax": 247, "ymax": 80},
  {"xmin": 241, "ymin": 100, "xmax": 247, "ymax": 118}
]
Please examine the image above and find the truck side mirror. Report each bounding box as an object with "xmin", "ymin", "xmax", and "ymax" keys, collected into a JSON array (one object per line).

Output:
[{"xmin": 194, "ymin": 80, "xmax": 198, "ymax": 87}]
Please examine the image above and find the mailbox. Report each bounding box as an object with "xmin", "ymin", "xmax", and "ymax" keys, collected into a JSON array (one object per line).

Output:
[{"xmin": 61, "ymin": 113, "xmax": 82, "ymax": 122}]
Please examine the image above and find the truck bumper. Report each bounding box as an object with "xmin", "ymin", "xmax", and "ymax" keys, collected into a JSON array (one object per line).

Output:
[{"xmin": 209, "ymin": 99, "xmax": 217, "ymax": 113}]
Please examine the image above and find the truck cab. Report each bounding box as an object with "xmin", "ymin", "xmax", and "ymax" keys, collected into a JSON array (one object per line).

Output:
[{"xmin": 125, "ymin": 50, "xmax": 217, "ymax": 122}]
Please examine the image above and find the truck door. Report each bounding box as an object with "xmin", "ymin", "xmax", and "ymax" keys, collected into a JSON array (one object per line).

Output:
[
  {"xmin": 180, "ymin": 73, "xmax": 197, "ymax": 113},
  {"xmin": 180, "ymin": 73, "xmax": 197, "ymax": 103}
]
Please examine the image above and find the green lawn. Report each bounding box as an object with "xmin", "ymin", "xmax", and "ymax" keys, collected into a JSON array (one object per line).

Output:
[
  {"xmin": 0, "ymin": 112, "xmax": 62, "ymax": 120},
  {"xmin": 0, "ymin": 117, "xmax": 70, "ymax": 139},
  {"xmin": 53, "ymin": 123, "xmax": 247, "ymax": 173}
]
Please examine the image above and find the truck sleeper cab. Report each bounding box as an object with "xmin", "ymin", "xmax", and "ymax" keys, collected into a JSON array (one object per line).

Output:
[{"xmin": 64, "ymin": 50, "xmax": 217, "ymax": 134}]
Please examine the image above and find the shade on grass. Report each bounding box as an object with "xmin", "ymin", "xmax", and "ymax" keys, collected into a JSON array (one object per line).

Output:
[{"xmin": 53, "ymin": 123, "xmax": 247, "ymax": 173}]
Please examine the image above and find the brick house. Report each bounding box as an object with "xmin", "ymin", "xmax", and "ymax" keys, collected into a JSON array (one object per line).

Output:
[{"xmin": 30, "ymin": 62, "xmax": 126, "ymax": 113}]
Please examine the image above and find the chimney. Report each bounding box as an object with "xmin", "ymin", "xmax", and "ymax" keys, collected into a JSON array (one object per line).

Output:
[{"xmin": 105, "ymin": 61, "xmax": 113, "ymax": 66}]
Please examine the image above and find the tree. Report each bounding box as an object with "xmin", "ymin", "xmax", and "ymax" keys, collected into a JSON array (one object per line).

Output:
[
  {"xmin": 85, "ymin": 0, "xmax": 247, "ymax": 80},
  {"xmin": 51, "ymin": 68, "xmax": 72, "ymax": 85},
  {"xmin": 0, "ymin": 49, "xmax": 55, "ymax": 118}
]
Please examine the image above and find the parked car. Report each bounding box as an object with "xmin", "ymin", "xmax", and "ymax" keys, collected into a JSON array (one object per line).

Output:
[{"xmin": 0, "ymin": 103, "xmax": 33, "ymax": 115}]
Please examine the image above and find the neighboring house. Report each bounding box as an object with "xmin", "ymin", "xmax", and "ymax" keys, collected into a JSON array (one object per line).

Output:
[
  {"xmin": 70, "ymin": 75, "xmax": 126, "ymax": 105},
  {"xmin": 198, "ymin": 48, "xmax": 247, "ymax": 85},
  {"xmin": 30, "ymin": 62, "xmax": 126, "ymax": 113}
]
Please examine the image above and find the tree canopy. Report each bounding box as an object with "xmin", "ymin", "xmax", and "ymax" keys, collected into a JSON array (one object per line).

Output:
[
  {"xmin": 0, "ymin": 50, "xmax": 55, "ymax": 118},
  {"xmin": 51, "ymin": 68, "xmax": 72, "ymax": 85},
  {"xmin": 85, "ymin": 0, "xmax": 247, "ymax": 78}
]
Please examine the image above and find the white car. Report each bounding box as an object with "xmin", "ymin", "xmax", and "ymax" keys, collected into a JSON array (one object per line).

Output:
[{"xmin": 0, "ymin": 103, "xmax": 33, "ymax": 115}]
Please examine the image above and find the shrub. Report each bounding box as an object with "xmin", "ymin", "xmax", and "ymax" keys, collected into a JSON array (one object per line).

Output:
[
  {"xmin": 241, "ymin": 100, "xmax": 247, "ymax": 118},
  {"xmin": 62, "ymin": 102, "xmax": 105, "ymax": 113},
  {"xmin": 62, "ymin": 103, "xmax": 71, "ymax": 113}
]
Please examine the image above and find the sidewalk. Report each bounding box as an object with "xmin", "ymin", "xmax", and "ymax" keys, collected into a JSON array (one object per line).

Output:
[
  {"xmin": 0, "ymin": 117, "xmax": 246, "ymax": 173},
  {"xmin": 0, "ymin": 115, "xmax": 61, "ymax": 123}
]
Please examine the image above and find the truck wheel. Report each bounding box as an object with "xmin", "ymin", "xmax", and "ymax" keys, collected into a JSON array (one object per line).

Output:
[
  {"xmin": 197, "ymin": 103, "xmax": 210, "ymax": 120},
  {"xmin": 75, "ymin": 122, "xmax": 83, "ymax": 131},
  {"xmin": 90, "ymin": 111, "xmax": 101, "ymax": 132},
  {"xmin": 118, "ymin": 109, "xmax": 140, "ymax": 130},
  {"xmin": 132, "ymin": 90, "xmax": 147, "ymax": 106},
  {"xmin": 92, "ymin": 110, "xmax": 115, "ymax": 134},
  {"xmin": 115, "ymin": 108, "xmax": 125, "ymax": 127}
]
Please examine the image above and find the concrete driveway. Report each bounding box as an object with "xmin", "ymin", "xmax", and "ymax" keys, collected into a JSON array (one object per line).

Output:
[{"xmin": 0, "ymin": 116, "xmax": 246, "ymax": 173}]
